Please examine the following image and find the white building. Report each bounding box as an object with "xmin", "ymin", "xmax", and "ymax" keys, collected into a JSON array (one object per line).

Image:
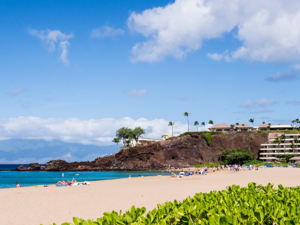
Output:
[
  {"xmin": 259, "ymin": 133, "xmax": 300, "ymax": 161},
  {"xmin": 124, "ymin": 137, "xmax": 161, "ymax": 147},
  {"xmin": 161, "ymin": 133, "xmax": 180, "ymax": 140}
]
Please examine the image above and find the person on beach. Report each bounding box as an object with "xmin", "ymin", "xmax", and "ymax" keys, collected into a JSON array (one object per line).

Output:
[
  {"xmin": 16, "ymin": 182, "xmax": 20, "ymax": 188},
  {"xmin": 170, "ymin": 172, "xmax": 177, "ymax": 178},
  {"xmin": 56, "ymin": 180, "xmax": 67, "ymax": 185}
]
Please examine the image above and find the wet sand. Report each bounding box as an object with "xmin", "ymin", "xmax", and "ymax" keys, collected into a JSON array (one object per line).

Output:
[{"xmin": 1, "ymin": 168, "xmax": 300, "ymax": 225}]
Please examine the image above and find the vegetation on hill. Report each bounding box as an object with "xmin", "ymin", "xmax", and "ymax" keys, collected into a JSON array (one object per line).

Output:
[
  {"xmin": 54, "ymin": 183, "xmax": 300, "ymax": 225},
  {"xmin": 219, "ymin": 149, "xmax": 254, "ymax": 165}
]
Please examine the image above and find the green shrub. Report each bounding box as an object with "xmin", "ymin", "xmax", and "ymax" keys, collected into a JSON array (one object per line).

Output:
[
  {"xmin": 201, "ymin": 132, "xmax": 213, "ymax": 145},
  {"xmin": 53, "ymin": 183, "xmax": 300, "ymax": 225},
  {"xmin": 219, "ymin": 149, "xmax": 254, "ymax": 165}
]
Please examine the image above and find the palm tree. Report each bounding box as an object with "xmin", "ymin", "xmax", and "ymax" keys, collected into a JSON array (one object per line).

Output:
[
  {"xmin": 295, "ymin": 118, "xmax": 300, "ymax": 127},
  {"xmin": 294, "ymin": 137, "xmax": 299, "ymax": 153},
  {"xmin": 272, "ymin": 137, "xmax": 281, "ymax": 154},
  {"xmin": 290, "ymin": 141, "xmax": 296, "ymax": 153},
  {"xmin": 194, "ymin": 121, "xmax": 199, "ymax": 131},
  {"xmin": 292, "ymin": 120, "xmax": 296, "ymax": 130},
  {"xmin": 168, "ymin": 122, "xmax": 175, "ymax": 137},
  {"xmin": 280, "ymin": 134, "xmax": 286, "ymax": 153},
  {"xmin": 262, "ymin": 121, "xmax": 265, "ymax": 124},
  {"xmin": 236, "ymin": 123, "xmax": 239, "ymax": 125},
  {"xmin": 249, "ymin": 118, "xmax": 254, "ymax": 127},
  {"xmin": 268, "ymin": 123, "xmax": 271, "ymax": 126},
  {"xmin": 112, "ymin": 138, "xmax": 120, "ymax": 152},
  {"xmin": 184, "ymin": 112, "xmax": 191, "ymax": 132},
  {"xmin": 230, "ymin": 124, "xmax": 235, "ymax": 131},
  {"xmin": 208, "ymin": 120, "xmax": 214, "ymax": 125},
  {"xmin": 201, "ymin": 122, "xmax": 205, "ymax": 131}
]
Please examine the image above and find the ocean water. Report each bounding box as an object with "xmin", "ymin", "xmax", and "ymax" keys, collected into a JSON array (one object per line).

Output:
[{"xmin": 0, "ymin": 164, "xmax": 171, "ymax": 189}]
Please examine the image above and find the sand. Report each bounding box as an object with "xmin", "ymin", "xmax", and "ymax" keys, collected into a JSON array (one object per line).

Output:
[{"xmin": 1, "ymin": 168, "xmax": 300, "ymax": 225}]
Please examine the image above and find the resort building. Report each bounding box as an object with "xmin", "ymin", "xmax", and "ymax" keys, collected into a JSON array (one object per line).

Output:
[
  {"xmin": 161, "ymin": 133, "xmax": 180, "ymax": 140},
  {"xmin": 209, "ymin": 122, "xmax": 297, "ymax": 132},
  {"xmin": 259, "ymin": 133, "xmax": 300, "ymax": 161},
  {"xmin": 208, "ymin": 123, "xmax": 232, "ymax": 131},
  {"xmin": 234, "ymin": 123, "xmax": 253, "ymax": 131},
  {"xmin": 124, "ymin": 137, "xmax": 161, "ymax": 147},
  {"xmin": 253, "ymin": 123, "xmax": 270, "ymax": 131}
]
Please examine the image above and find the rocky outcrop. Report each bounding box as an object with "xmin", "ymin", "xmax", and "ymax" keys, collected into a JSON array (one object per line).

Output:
[
  {"xmin": 16, "ymin": 165, "xmax": 28, "ymax": 171},
  {"xmin": 14, "ymin": 132, "xmax": 268, "ymax": 171},
  {"xmin": 28, "ymin": 163, "xmax": 41, "ymax": 170}
]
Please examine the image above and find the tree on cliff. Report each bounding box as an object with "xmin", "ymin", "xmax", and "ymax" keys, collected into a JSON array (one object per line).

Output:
[
  {"xmin": 219, "ymin": 149, "xmax": 254, "ymax": 165},
  {"xmin": 184, "ymin": 112, "xmax": 191, "ymax": 132},
  {"xmin": 132, "ymin": 127, "xmax": 145, "ymax": 144},
  {"xmin": 249, "ymin": 118, "xmax": 254, "ymax": 127},
  {"xmin": 116, "ymin": 127, "xmax": 145, "ymax": 147},
  {"xmin": 116, "ymin": 127, "xmax": 133, "ymax": 146},
  {"xmin": 201, "ymin": 122, "xmax": 205, "ymax": 131},
  {"xmin": 112, "ymin": 138, "xmax": 120, "ymax": 151},
  {"xmin": 168, "ymin": 122, "xmax": 175, "ymax": 136},
  {"xmin": 194, "ymin": 121, "xmax": 199, "ymax": 131}
]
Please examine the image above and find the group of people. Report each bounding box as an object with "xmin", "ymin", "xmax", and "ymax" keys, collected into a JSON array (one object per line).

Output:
[{"xmin": 56, "ymin": 178, "xmax": 77, "ymax": 185}]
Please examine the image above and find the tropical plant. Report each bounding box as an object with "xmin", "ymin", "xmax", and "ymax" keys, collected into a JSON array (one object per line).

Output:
[
  {"xmin": 208, "ymin": 120, "xmax": 214, "ymax": 125},
  {"xmin": 219, "ymin": 148, "xmax": 254, "ymax": 165},
  {"xmin": 112, "ymin": 138, "xmax": 120, "ymax": 152},
  {"xmin": 54, "ymin": 183, "xmax": 300, "ymax": 225},
  {"xmin": 272, "ymin": 137, "xmax": 281, "ymax": 153},
  {"xmin": 194, "ymin": 121, "xmax": 199, "ymax": 131},
  {"xmin": 262, "ymin": 121, "xmax": 265, "ymax": 124},
  {"xmin": 296, "ymin": 118, "xmax": 300, "ymax": 129},
  {"xmin": 290, "ymin": 141, "xmax": 296, "ymax": 153},
  {"xmin": 280, "ymin": 134, "xmax": 286, "ymax": 153},
  {"xmin": 275, "ymin": 154, "xmax": 298, "ymax": 163},
  {"xmin": 249, "ymin": 118, "xmax": 254, "ymax": 127},
  {"xmin": 230, "ymin": 124, "xmax": 235, "ymax": 130},
  {"xmin": 116, "ymin": 127, "xmax": 145, "ymax": 147},
  {"xmin": 236, "ymin": 122, "xmax": 239, "ymax": 125},
  {"xmin": 201, "ymin": 122, "xmax": 205, "ymax": 131},
  {"xmin": 168, "ymin": 121, "xmax": 175, "ymax": 137},
  {"xmin": 184, "ymin": 112, "xmax": 191, "ymax": 132},
  {"xmin": 268, "ymin": 123, "xmax": 271, "ymax": 126}
]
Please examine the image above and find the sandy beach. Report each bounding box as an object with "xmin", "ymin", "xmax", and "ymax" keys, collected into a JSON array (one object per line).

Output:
[{"xmin": 1, "ymin": 168, "xmax": 300, "ymax": 225}]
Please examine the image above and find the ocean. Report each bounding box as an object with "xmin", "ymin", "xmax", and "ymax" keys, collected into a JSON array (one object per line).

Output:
[{"xmin": 0, "ymin": 164, "xmax": 171, "ymax": 189}]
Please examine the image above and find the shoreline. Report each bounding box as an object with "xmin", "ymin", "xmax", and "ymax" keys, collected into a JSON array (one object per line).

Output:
[{"xmin": 2, "ymin": 167, "xmax": 300, "ymax": 224}]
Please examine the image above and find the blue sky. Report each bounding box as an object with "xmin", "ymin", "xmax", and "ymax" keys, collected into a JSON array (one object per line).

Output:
[{"xmin": 0, "ymin": 0, "xmax": 300, "ymax": 146}]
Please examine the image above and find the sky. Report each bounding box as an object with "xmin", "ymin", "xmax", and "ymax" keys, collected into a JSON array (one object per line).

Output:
[{"xmin": 1, "ymin": 0, "xmax": 300, "ymax": 146}]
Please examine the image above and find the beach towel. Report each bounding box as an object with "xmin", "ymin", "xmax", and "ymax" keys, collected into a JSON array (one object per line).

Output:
[{"xmin": 56, "ymin": 184, "xmax": 67, "ymax": 187}]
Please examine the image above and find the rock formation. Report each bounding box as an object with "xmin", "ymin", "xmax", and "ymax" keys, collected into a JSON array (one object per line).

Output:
[{"xmin": 14, "ymin": 132, "xmax": 268, "ymax": 171}]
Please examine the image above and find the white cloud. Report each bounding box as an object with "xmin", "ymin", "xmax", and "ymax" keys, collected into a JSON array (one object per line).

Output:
[
  {"xmin": 124, "ymin": 89, "xmax": 147, "ymax": 96},
  {"xmin": 91, "ymin": 26, "xmax": 125, "ymax": 38},
  {"xmin": 240, "ymin": 99, "xmax": 253, "ymax": 108},
  {"xmin": 266, "ymin": 71, "xmax": 298, "ymax": 82},
  {"xmin": 29, "ymin": 29, "xmax": 73, "ymax": 66},
  {"xmin": 7, "ymin": 88, "xmax": 26, "ymax": 96},
  {"xmin": 128, "ymin": 0, "xmax": 300, "ymax": 63},
  {"xmin": 257, "ymin": 98, "xmax": 276, "ymax": 107},
  {"xmin": 0, "ymin": 117, "xmax": 210, "ymax": 146}
]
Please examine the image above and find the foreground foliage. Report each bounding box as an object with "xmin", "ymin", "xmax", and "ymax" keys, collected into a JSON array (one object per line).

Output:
[{"xmin": 50, "ymin": 183, "xmax": 300, "ymax": 225}]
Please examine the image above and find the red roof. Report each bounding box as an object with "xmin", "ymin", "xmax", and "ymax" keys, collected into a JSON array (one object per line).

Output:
[
  {"xmin": 258, "ymin": 123, "xmax": 269, "ymax": 128},
  {"xmin": 209, "ymin": 122, "xmax": 231, "ymax": 129},
  {"xmin": 235, "ymin": 123, "xmax": 253, "ymax": 128}
]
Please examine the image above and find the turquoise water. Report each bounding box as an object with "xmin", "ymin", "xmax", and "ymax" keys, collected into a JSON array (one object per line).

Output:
[{"xmin": 0, "ymin": 164, "xmax": 171, "ymax": 189}]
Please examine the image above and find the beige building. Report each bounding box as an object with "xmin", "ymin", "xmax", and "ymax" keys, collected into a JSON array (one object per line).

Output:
[
  {"xmin": 259, "ymin": 133, "xmax": 300, "ymax": 161},
  {"xmin": 208, "ymin": 123, "xmax": 232, "ymax": 131}
]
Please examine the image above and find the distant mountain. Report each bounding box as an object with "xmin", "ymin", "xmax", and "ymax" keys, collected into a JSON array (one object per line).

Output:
[{"xmin": 0, "ymin": 139, "xmax": 118, "ymax": 164}]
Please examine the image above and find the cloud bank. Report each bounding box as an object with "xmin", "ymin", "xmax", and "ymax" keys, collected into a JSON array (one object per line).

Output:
[
  {"xmin": 128, "ymin": 0, "xmax": 300, "ymax": 63},
  {"xmin": 0, "ymin": 117, "xmax": 211, "ymax": 146},
  {"xmin": 29, "ymin": 29, "xmax": 73, "ymax": 66}
]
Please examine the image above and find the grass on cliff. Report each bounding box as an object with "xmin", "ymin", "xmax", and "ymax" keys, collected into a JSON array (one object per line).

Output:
[{"xmin": 180, "ymin": 131, "xmax": 218, "ymax": 145}]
